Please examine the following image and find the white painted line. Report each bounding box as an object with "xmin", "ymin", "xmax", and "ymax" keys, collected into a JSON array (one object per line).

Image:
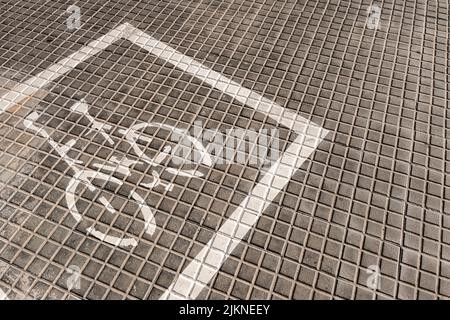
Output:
[
  {"xmin": 0, "ymin": 23, "xmax": 329, "ymax": 299},
  {"xmin": 160, "ymin": 135, "xmax": 326, "ymax": 300},
  {"xmin": 0, "ymin": 288, "xmax": 8, "ymax": 300},
  {"xmin": 0, "ymin": 24, "xmax": 128, "ymax": 112}
]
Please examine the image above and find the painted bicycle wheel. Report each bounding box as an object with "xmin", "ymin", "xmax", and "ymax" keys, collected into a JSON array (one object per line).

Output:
[{"xmin": 65, "ymin": 170, "xmax": 156, "ymax": 247}]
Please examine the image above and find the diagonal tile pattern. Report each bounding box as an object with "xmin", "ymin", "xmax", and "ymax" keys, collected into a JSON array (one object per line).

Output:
[{"xmin": 0, "ymin": 0, "xmax": 448, "ymax": 300}]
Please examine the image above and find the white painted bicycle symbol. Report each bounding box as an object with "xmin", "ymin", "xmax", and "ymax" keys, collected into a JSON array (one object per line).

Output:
[{"xmin": 23, "ymin": 99, "xmax": 212, "ymax": 248}]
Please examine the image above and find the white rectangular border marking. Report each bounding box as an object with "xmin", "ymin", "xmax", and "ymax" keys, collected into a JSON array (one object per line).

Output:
[{"xmin": 0, "ymin": 23, "xmax": 329, "ymax": 299}]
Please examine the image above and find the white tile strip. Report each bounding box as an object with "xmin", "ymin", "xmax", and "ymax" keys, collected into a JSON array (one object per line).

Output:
[{"xmin": 0, "ymin": 23, "xmax": 329, "ymax": 299}]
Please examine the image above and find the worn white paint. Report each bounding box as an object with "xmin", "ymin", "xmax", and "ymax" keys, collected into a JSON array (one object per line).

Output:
[
  {"xmin": 0, "ymin": 24, "xmax": 127, "ymax": 112},
  {"xmin": 23, "ymin": 111, "xmax": 158, "ymax": 248},
  {"xmin": 1, "ymin": 23, "xmax": 329, "ymax": 299},
  {"xmin": 0, "ymin": 288, "xmax": 8, "ymax": 300},
  {"xmin": 71, "ymin": 99, "xmax": 114, "ymax": 145}
]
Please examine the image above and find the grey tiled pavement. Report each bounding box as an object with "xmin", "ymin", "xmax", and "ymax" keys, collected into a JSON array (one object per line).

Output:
[{"xmin": 0, "ymin": 0, "xmax": 449, "ymax": 300}]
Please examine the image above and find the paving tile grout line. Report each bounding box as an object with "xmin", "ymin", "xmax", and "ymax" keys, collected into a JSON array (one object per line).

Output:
[{"xmin": 0, "ymin": 22, "xmax": 329, "ymax": 299}]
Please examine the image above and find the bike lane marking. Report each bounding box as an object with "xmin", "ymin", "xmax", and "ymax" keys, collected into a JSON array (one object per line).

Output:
[{"xmin": 0, "ymin": 23, "xmax": 329, "ymax": 299}]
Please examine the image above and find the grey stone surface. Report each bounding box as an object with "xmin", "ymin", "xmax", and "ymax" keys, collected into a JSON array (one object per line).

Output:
[{"xmin": 0, "ymin": 0, "xmax": 448, "ymax": 300}]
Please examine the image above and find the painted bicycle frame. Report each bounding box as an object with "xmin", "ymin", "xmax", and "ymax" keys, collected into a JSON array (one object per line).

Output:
[{"xmin": 23, "ymin": 98, "xmax": 212, "ymax": 248}]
